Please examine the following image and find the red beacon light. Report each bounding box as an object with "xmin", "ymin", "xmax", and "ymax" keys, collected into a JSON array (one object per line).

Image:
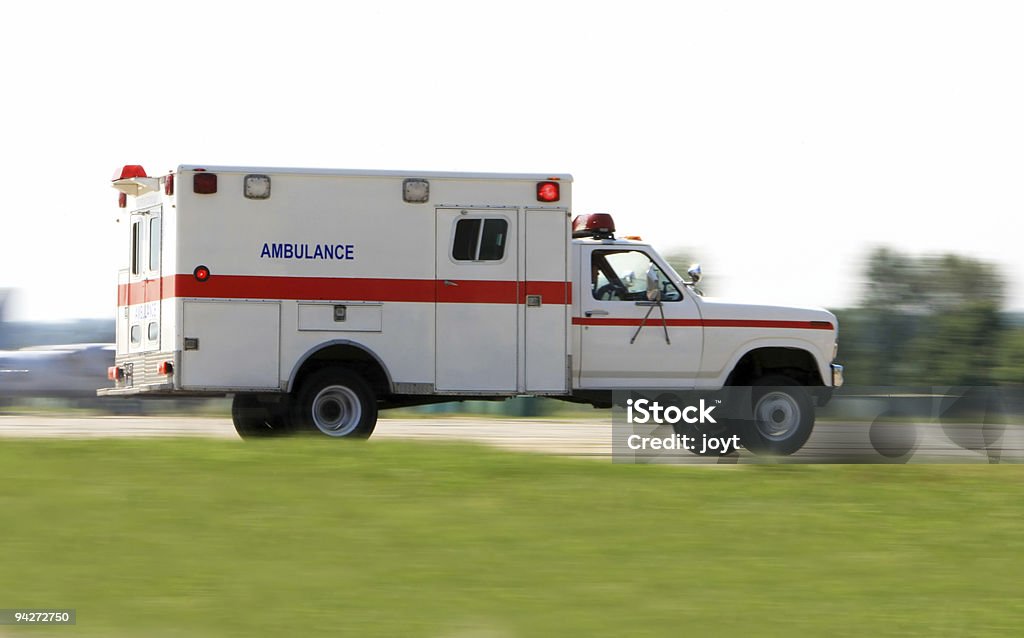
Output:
[
  {"xmin": 193, "ymin": 171, "xmax": 218, "ymax": 194},
  {"xmin": 113, "ymin": 165, "xmax": 148, "ymax": 181},
  {"xmin": 112, "ymin": 164, "xmax": 160, "ymax": 198},
  {"xmin": 536, "ymin": 181, "xmax": 560, "ymax": 202},
  {"xmin": 572, "ymin": 213, "xmax": 616, "ymax": 239}
]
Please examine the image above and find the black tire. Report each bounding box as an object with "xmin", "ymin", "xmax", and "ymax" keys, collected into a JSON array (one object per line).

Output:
[
  {"xmin": 738, "ymin": 376, "xmax": 815, "ymax": 456},
  {"xmin": 231, "ymin": 393, "xmax": 294, "ymax": 439},
  {"xmin": 664, "ymin": 393, "xmax": 739, "ymax": 457},
  {"xmin": 292, "ymin": 368, "xmax": 377, "ymax": 438}
]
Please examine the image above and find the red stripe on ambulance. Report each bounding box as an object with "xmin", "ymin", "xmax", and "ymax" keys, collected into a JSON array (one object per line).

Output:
[{"xmin": 119, "ymin": 275, "xmax": 571, "ymax": 305}]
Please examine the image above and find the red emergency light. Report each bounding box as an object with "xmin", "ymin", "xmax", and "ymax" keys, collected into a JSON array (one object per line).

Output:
[
  {"xmin": 158, "ymin": 361, "xmax": 173, "ymax": 376},
  {"xmin": 193, "ymin": 172, "xmax": 218, "ymax": 194},
  {"xmin": 193, "ymin": 265, "xmax": 211, "ymax": 282},
  {"xmin": 107, "ymin": 366, "xmax": 123, "ymax": 381},
  {"xmin": 536, "ymin": 181, "xmax": 560, "ymax": 202},
  {"xmin": 165, "ymin": 173, "xmax": 174, "ymax": 196},
  {"xmin": 113, "ymin": 165, "xmax": 148, "ymax": 181},
  {"xmin": 572, "ymin": 213, "xmax": 616, "ymax": 239}
]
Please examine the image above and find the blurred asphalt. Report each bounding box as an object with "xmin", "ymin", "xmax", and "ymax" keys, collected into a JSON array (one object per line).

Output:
[{"xmin": 0, "ymin": 415, "xmax": 1020, "ymax": 464}]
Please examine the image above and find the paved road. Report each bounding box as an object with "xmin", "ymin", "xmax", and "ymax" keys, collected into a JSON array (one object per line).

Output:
[{"xmin": 0, "ymin": 413, "xmax": 1020, "ymax": 464}]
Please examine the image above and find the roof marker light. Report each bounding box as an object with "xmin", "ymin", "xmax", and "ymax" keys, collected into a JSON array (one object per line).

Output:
[{"xmin": 537, "ymin": 181, "xmax": 560, "ymax": 203}]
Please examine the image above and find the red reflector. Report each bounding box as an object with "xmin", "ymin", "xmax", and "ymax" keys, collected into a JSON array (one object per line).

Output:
[
  {"xmin": 113, "ymin": 165, "xmax": 148, "ymax": 181},
  {"xmin": 118, "ymin": 192, "xmax": 127, "ymax": 209},
  {"xmin": 107, "ymin": 366, "xmax": 122, "ymax": 381},
  {"xmin": 571, "ymin": 213, "xmax": 617, "ymax": 239},
  {"xmin": 194, "ymin": 265, "xmax": 211, "ymax": 282},
  {"xmin": 193, "ymin": 172, "xmax": 218, "ymax": 194},
  {"xmin": 537, "ymin": 181, "xmax": 560, "ymax": 202},
  {"xmin": 158, "ymin": 361, "xmax": 173, "ymax": 376},
  {"xmin": 165, "ymin": 174, "xmax": 175, "ymax": 196}
]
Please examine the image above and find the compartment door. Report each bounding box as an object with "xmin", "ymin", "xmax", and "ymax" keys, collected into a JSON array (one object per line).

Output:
[{"xmin": 181, "ymin": 301, "xmax": 281, "ymax": 390}]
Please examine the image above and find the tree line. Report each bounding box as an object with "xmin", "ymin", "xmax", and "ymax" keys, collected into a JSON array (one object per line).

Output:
[
  {"xmin": 835, "ymin": 247, "xmax": 1022, "ymax": 386},
  {"xmin": 666, "ymin": 248, "xmax": 1023, "ymax": 387}
]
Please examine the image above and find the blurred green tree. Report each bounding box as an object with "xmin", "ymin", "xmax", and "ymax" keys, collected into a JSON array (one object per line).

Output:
[
  {"xmin": 993, "ymin": 328, "xmax": 1024, "ymax": 386},
  {"xmin": 840, "ymin": 248, "xmax": 1006, "ymax": 386},
  {"xmin": 862, "ymin": 248, "xmax": 1005, "ymax": 312}
]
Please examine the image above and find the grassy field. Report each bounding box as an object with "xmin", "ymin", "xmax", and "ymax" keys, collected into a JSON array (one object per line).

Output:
[{"xmin": 0, "ymin": 439, "xmax": 1022, "ymax": 637}]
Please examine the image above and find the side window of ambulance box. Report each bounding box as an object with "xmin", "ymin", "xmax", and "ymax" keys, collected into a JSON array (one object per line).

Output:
[{"xmin": 452, "ymin": 218, "xmax": 508, "ymax": 261}]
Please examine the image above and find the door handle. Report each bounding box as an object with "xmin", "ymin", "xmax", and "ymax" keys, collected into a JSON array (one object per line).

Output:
[
  {"xmin": 444, "ymin": 280, "xmax": 459, "ymax": 287},
  {"xmin": 585, "ymin": 310, "xmax": 609, "ymax": 317}
]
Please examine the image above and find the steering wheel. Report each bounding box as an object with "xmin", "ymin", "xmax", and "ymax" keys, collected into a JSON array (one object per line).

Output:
[{"xmin": 596, "ymin": 282, "xmax": 628, "ymax": 301}]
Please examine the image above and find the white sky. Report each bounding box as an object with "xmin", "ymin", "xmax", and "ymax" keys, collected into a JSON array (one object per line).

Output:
[{"xmin": 2, "ymin": 1, "xmax": 1022, "ymax": 320}]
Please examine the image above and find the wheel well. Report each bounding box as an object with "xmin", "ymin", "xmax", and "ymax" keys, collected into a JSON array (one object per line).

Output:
[
  {"xmin": 726, "ymin": 347, "xmax": 823, "ymax": 387},
  {"xmin": 289, "ymin": 343, "xmax": 391, "ymax": 397}
]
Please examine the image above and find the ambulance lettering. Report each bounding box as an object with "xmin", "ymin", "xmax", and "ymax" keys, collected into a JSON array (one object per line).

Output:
[{"xmin": 260, "ymin": 243, "xmax": 355, "ymax": 260}]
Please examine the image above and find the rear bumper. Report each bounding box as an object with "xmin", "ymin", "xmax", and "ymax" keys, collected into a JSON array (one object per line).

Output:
[
  {"xmin": 99, "ymin": 350, "xmax": 178, "ymax": 396},
  {"xmin": 97, "ymin": 383, "xmax": 175, "ymax": 397}
]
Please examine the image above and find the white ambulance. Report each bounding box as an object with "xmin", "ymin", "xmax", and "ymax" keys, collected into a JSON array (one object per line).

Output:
[{"xmin": 101, "ymin": 164, "xmax": 843, "ymax": 454}]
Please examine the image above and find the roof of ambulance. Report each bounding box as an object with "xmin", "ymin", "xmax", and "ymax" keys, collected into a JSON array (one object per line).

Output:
[{"xmin": 178, "ymin": 165, "xmax": 573, "ymax": 182}]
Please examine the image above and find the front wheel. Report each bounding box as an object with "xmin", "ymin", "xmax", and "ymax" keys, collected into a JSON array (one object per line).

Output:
[
  {"xmin": 292, "ymin": 368, "xmax": 377, "ymax": 438},
  {"xmin": 738, "ymin": 376, "xmax": 815, "ymax": 456}
]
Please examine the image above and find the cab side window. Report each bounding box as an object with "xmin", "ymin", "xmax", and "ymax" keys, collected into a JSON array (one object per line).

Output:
[{"xmin": 591, "ymin": 250, "xmax": 682, "ymax": 302}]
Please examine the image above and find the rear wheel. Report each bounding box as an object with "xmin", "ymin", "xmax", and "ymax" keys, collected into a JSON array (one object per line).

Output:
[
  {"xmin": 292, "ymin": 368, "xmax": 377, "ymax": 438},
  {"xmin": 231, "ymin": 394, "xmax": 294, "ymax": 439},
  {"xmin": 739, "ymin": 376, "xmax": 815, "ymax": 456}
]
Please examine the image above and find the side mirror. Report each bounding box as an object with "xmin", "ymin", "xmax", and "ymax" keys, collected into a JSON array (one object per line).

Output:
[
  {"xmin": 687, "ymin": 264, "xmax": 702, "ymax": 285},
  {"xmin": 646, "ymin": 264, "xmax": 662, "ymax": 301}
]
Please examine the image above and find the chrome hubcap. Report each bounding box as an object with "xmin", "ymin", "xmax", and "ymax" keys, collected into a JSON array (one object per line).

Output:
[
  {"xmin": 311, "ymin": 385, "xmax": 362, "ymax": 437},
  {"xmin": 754, "ymin": 391, "xmax": 800, "ymax": 441}
]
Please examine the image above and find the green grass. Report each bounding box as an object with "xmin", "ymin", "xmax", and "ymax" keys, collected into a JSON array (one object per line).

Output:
[{"xmin": 0, "ymin": 439, "xmax": 1022, "ymax": 637}]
